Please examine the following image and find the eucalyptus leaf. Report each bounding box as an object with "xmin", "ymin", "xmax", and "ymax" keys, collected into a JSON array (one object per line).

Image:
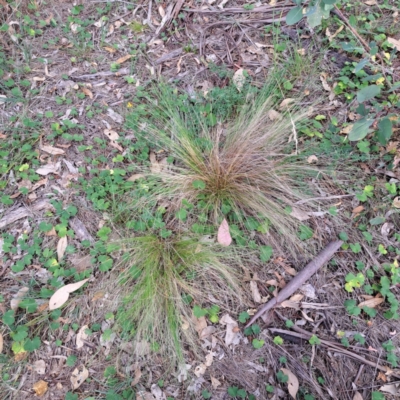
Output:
[
  {"xmin": 348, "ymin": 118, "xmax": 374, "ymax": 141},
  {"xmin": 353, "ymin": 58, "xmax": 369, "ymax": 73},
  {"xmin": 356, "ymin": 85, "xmax": 381, "ymax": 102},
  {"xmin": 286, "ymin": 6, "xmax": 303, "ymax": 25},
  {"xmin": 376, "ymin": 117, "xmax": 393, "ymax": 145}
]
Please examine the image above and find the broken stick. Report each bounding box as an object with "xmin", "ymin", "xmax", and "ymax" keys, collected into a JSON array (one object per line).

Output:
[{"xmin": 245, "ymin": 240, "xmax": 343, "ymax": 327}]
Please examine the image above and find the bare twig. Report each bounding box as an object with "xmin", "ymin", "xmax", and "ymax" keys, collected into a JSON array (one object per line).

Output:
[
  {"xmin": 245, "ymin": 241, "xmax": 343, "ymax": 327},
  {"xmin": 295, "ymin": 194, "xmax": 354, "ymax": 205},
  {"xmin": 184, "ymin": 5, "xmax": 292, "ymax": 14}
]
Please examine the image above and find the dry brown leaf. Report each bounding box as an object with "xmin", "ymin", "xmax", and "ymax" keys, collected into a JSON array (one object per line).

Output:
[
  {"xmin": 57, "ymin": 236, "xmax": 68, "ymax": 261},
  {"xmin": 267, "ymin": 109, "xmax": 282, "ymax": 121},
  {"xmin": 194, "ymin": 363, "xmax": 207, "ymax": 377},
  {"xmin": 116, "ymin": 54, "xmax": 132, "ymax": 64},
  {"xmin": 205, "ymin": 351, "xmax": 214, "ymax": 366},
  {"xmin": 36, "ymin": 162, "xmax": 60, "ymax": 176},
  {"xmin": 71, "ymin": 365, "xmax": 89, "ymax": 390},
  {"xmin": 103, "ymin": 129, "xmax": 123, "ymax": 152},
  {"xmin": 358, "ymin": 297, "xmax": 384, "ymax": 309},
  {"xmin": 200, "ymin": 325, "xmax": 216, "ymax": 340},
  {"xmin": 127, "ymin": 174, "xmax": 145, "ymax": 182},
  {"xmin": 219, "ymin": 314, "xmax": 239, "ymax": 346},
  {"xmin": 104, "ymin": 46, "xmax": 117, "ymax": 53},
  {"xmin": 301, "ymin": 283, "xmax": 316, "ymax": 299},
  {"xmin": 33, "ymin": 380, "xmax": 48, "ymax": 396},
  {"xmin": 393, "ymin": 197, "xmax": 400, "ymax": 208},
  {"xmin": 41, "ymin": 144, "xmax": 65, "ymax": 155},
  {"xmin": 352, "ymin": 205, "xmax": 364, "ymax": 214},
  {"xmin": 341, "ymin": 124, "xmax": 353, "ymax": 135},
  {"xmin": 131, "ymin": 367, "xmax": 142, "ymax": 386},
  {"xmin": 281, "ymin": 368, "xmax": 299, "ymax": 399},
  {"xmin": 158, "ymin": 5, "xmax": 165, "ymax": 17},
  {"xmin": 290, "ymin": 207, "xmax": 309, "ymax": 221},
  {"xmin": 320, "ymin": 74, "xmax": 331, "ymax": 91},
  {"xmin": 250, "ymin": 280, "xmax": 262, "ymax": 303},
  {"xmin": 194, "ymin": 315, "xmax": 207, "ymax": 337},
  {"xmin": 353, "ymin": 392, "xmax": 364, "ymax": 400},
  {"xmin": 388, "ymin": 37, "xmax": 400, "ymax": 51},
  {"xmin": 33, "ymin": 360, "xmax": 46, "ymax": 375},
  {"xmin": 0, "ymin": 132, "xmax": 7, "ymax": 139},
  {"xmin": 307, "ymin": 155, "xmax": 318, "ymax": 163},
  {"xmin": 217, "ymin": 218, "xmax": 232, "ymax": 247},
  {"xmin": 0, "ymin": 333, "xmax": 3, "ymax": 353},
  {"xmin": 377, "ymin": 371, "xmax": 387, "ymax": 382},
  {"xmin": 11, "ymin": 287, "xmax": 29, "ymax": 310},
  {"xmin": 136, "ymin": 391, "xmax": 155, "ymax": 400},
  {"xmin": 82, "ymin": 87, "xmax": 93, "ymax": 99},
  {"xmin": 211, "ymin": 376, "xmax": 221, "ymax": 389},
  {"xmin": 76, "ymin": 325, "xmax": 89, "ymax": 349},
  {"xmin": 279, "ymin": 98, "xmax": 295, "ymax": 109},
  {"xmin": 49, "ymin": 279, "xmax": 89, "ymax": 310},
  {"xmin": 380, "ymin": 383, "xmax": 400, "ymax": 395},
  {"xmin": 232, "ymin": 68, "xmax": 246, "ymax": 92},
  {"xmin": 280, "ymin": 300, "xmax": 300, "ymax": 309},
  {"xmin": 289, "ymin": 293, "xmax": 304, "ymax": 302}
]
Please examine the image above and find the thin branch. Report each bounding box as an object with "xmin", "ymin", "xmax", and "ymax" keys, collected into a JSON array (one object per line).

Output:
[{"xmin": 245, "ymin": 241, "xmax": 343, "ymax": 327}]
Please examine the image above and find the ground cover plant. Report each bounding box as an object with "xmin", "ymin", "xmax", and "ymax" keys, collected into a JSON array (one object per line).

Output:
[{"xmin": 0, "ymin": 0, "xmax": 400, "ymax": 399}]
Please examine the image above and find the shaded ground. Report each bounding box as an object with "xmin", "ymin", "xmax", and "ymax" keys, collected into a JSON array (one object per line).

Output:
[{"xmin": 1, "ymin": 1, "xmax": 400, "ymax": 400}]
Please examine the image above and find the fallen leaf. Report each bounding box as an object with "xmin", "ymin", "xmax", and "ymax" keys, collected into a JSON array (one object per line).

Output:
[
  {"xmin": 81, "ymin": 87, "xmax": 93, "ymax": 99},
  {"xmin": 307, "ymin": 155, "xmax": 318, "ymax": 163},
  {"xmin": 364, "ymin": 0, "xmax": 377, "ymax": 4},
  {"xmin": 33, "ymin": 380, "xmax": 48, "ymax": 396},
  {"xmin": 381, "ymin": 222, "xmax": 394, "ymax": 237},
  {"xmin": 76, "ymin": 325, "xmax": 89, "ymax": 349},
  {"xmin": 49, "ymin": 279, "xmax": 89, "ymax": 310},
  {"xmin": 279, "ymin": 98, "xmax": 295, "ymax": 109},
  {"xmin": 232, "ymin": 68, "xmax": 246, "ymax": 92},
  {"xmin": 320, "ymin": 74, "xmax": 331, "ymax": 91},
  {"xmin": 10, "ymin": 287, "xmax": 29, "ymax": 310},
  {"xmin": 107, "ymin": 108, "xmax": 124, "ymax": 124},
  {"xmin": 116, "ymin": 54, "xmax": 132, "ymax": 64},
  {"xmin": 131, "ymin": 367, "xmax": 142, "ymax": 386},
  {"xmin": 194, "ymin": 315, "xmax": 207, "ymax": 337},
  {"xmin": 353, "ymin": 392, "xmax": 363, "ymax": 400},
  {"xmin": 40, "ymin": 144, "xmax": 65, "ymax": 155},
  {"xmin": 0, "ymin": 333, "xmax": 3, "ymax": 353},
  {"xmin": 380, "ymin": 383, "xmax": 400, "ymax": 395},
  {"xmin": 71, "ymin": 365, "xmax": 89, "ymax": 390},
  {"xmin": 218, "ymin": 0, "xmax": 230, "ymax": 9},
  {"xmin": 217, "ymin": 218, "xmax": 232, "ymax": 246},
  {"xmin": 177, "ymin": 364, "xmax": 191, "ymax": 383},
  {"xmin": 194, "ymin": 363, "xmax": 207, "ymax": 377},
  {"xmin": 290, "ymin": 207, "xmax": 309, "ymax": 221},
  {"xmin": 103, "ymin": 129, "xmax": 123, "ymax": 152},
  {"xmin": 352, "ymin": 205, "xmax": 364, "ymax": 214},
  {"xmin": 33, "ymin": 360, "xmax": 46, "ymax": 375},
  {"xmin": 358, "ymin": 297, "xmax": 384, "ymax": 309},
  {"xmin": 267, "ymin": 109, "xmax": 282, "ymax": 121},
  {"xmin": 199, "ymin": 325, "xmax": 216, "ymax": 340},
  {"xmin": 136, "ymin": 391, "xmax": 155, "ymax": 400},
  {"xmin": 301, "ymin": 283, "xmax": 316, "ymax": 299},
  {"xmin": 280, "ymin": 368, "xmax": 299, "ymax": 399},
  {"xmin": 93, "ymin": 17, "xmax": 105, "ymax": 28},
  {"xmin": 250, "ymin": 280, "xmax": 262, "ymax": 303},
  {"xmin": 158, "ymin": 5, "xmax": 165, "ymax": 17},
  {"xmin": 104, "ymin": 46, "xmax": 117, "ymax": 53},
  {"xmin": 0, "ymin": 132, "xmax": 7, "ymax": 139},
  {"xmin": 280, "ymin": 300, "xmax": 301, "ymax": 309},
  {"xmin": 211, "ymin": 376, "xmax": 221, "ymax": 389},
  {"xmin": 57, "ymin": 236, "xmax": 68, "ymax": 261},
  {"xmin": 127, "ymin": 173, "xmax": 145, "ymax": 182},
  {"xmin": 220, "ymin": 314, "xmax": 239, "ymax": 346},
  {"xmin": 36, "ymin": 162, "xmax": 60, "ymax": 176},
  {"xmin": 340, "ymin": 124, "xmax": 353, "ymax": 135},
  {"xmin": 205, "ymin": 351, "xmax": 214, "ymax": 366},
  {"xmin": 150, "ymin": 384, "xmax": 165, "ymax": 400},
  {"xmin": 388, "ymin": 37, "xmax": 400, "ymax": 51},
  {"xmin": 393, "ymin": 197, "xmax": 400, "ymax": 208},
  {"xmin": 377, "ymin": 371, "xmax": 387, "ymax": 382},
  {"xmin": 289, "ymin": 293, "xmax": 304, "ymax": 302}
]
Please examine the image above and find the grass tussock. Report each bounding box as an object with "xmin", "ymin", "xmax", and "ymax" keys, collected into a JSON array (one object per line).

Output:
[
  {"xmin": 128, "ymin": 76, "xmax": 318, "ymax": 253},
  {"xmin": 115, "ymin": 235, "xmax": 243, "ymax": 363}
]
